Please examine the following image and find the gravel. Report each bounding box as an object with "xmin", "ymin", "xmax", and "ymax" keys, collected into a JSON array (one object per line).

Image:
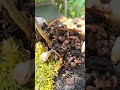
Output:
[{"xmin": 55, "ymin": 65, "xmax": 85, "ymax": 90}]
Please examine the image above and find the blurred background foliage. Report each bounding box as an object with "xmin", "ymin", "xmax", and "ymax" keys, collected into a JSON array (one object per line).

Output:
[{"xmin": 35, "ymin": 0, "xmax": 85, "ymax": 18}]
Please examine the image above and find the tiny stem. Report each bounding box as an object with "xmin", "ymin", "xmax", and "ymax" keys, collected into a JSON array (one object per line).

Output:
[{"xmin": 4, "ymin": 0, "xmax": 32, "ymax": 42}]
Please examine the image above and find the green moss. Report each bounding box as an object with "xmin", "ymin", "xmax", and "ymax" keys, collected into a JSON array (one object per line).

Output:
[
  {"xmin": 35, "ymin": 42, "xmax": 61, "ymax": 90},
  {"xmin": 0, "ymin": 37, "xmax": 33, "ymax": 90}
]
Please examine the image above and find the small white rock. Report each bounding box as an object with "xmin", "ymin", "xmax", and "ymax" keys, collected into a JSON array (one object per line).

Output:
[
  {"xmin": 80, "ymin": 25, "xmax": 85, "ymax": 37},
  {"xmin": 60, "ymin": 17, "xmax": 68, "ymax": 23},
  {"xmin": 36, "ymin": 16, "xmax": 48, "ymax": 27},
  {"xmin": 70, "ymin": 24, "xmax": 77, "ymax": 29},
  {"xmin": 40, "ymin": 51, "xmax": 51, "ymax": 62},
  {"xmin": 66, "ymin": 18, "xmax": 73, "ymax": 23},
  {"xmin": 78, "ymin": 19, "xmax": 85, "ymax": 26},
  {"xmin": 111, "ymin": 36, "xmax": 120, "ymax": 64},
  {"xmin": 13, "ymin": 60, "xmax": 34, "ymax": 85},
  {"xmin": 13, "ymin": 62, "xmax": 27, "ymax": 82},
  {"xmin": 81, "ymin": 41, "xmax": 85, "ymax": 53}
]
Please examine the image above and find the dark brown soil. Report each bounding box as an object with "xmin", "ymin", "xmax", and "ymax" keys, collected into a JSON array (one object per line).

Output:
[{"xmin": 85, "ymin": 8, "xmax": 120, "ymax": 90}]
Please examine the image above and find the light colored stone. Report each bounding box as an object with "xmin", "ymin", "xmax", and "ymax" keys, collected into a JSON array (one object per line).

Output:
[
  {"xmin": 81, "ymin": 41, "xmax": 85, "ymax": 53},
  {"xmin": 13, "ymin": 59, "xmax": 34, "ymax": 85},
  {"xmin": 111, "ymin": 36, "xmax": 120, "ymax": 64},
  {"xmin": 65, "ymin": 77, "xmax": 75, "ymax": 85},
  {"xmin": 74, "ymin": 59, "xmax": 81, "ymax": 64},
  {"xmin": 40, "ymin": 51, "xmax": 51, "ymax": 62},
  {"xmin": 36, "ymin": 17, "xmax": 48, "ymax": 27},
  {"xmin": 80, "ymin": 25, "xmax": 85, "ymax": 37},
  {"xmin": 70, "ymin": 62, "xmax": 76, "ymax": 67}
]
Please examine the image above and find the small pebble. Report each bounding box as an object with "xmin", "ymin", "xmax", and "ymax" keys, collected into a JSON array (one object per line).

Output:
[
  {"xmin": 54, "ymin": 54, "xmax": 59, "ymax": 60},
  {"xmin": 65, "ymin": 77, "xmax": 75, "ymax": 85},
  {"xmin": 64, "ymin": 39, "xmax": 69, "ymax": 44},
  {"xmin": 71, "ymin": 62, "xmax": 77, "ymax": 67},
  {"xmin": 72, "ymin": 18, "xmax": 80, "ymax": 24},
  {"xmin": 74, "ymin": 59, "xmax": 81, "ymax": 64},
  {"xmin": 81, "ymin": 41, "xmax": 85, "ymax": 53},
  {"xmin": 40, "ymin": 51, "xmax": 50, "ymax": 62},
  {"xmin": 80, "ymin": 25, "xmax": 85, "ymax": 36}
]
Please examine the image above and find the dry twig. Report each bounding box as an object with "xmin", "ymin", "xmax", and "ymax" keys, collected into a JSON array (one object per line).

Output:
[
  {"xmin": 4, "ymin": 0, "xmax": 32, "ymax": 42},
  {"xmin": 35, "ymin": 18, "xmax": 52, "ymax": 47}
]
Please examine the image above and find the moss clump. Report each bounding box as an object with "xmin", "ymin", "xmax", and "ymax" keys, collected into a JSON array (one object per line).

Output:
[
  {"xmin": 35, "ymin": 42, "xmax": 63, "ymax": 90},
  {"xmin": 0, "ymin": 37, "xmax": 33, "ymax": 90}
]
